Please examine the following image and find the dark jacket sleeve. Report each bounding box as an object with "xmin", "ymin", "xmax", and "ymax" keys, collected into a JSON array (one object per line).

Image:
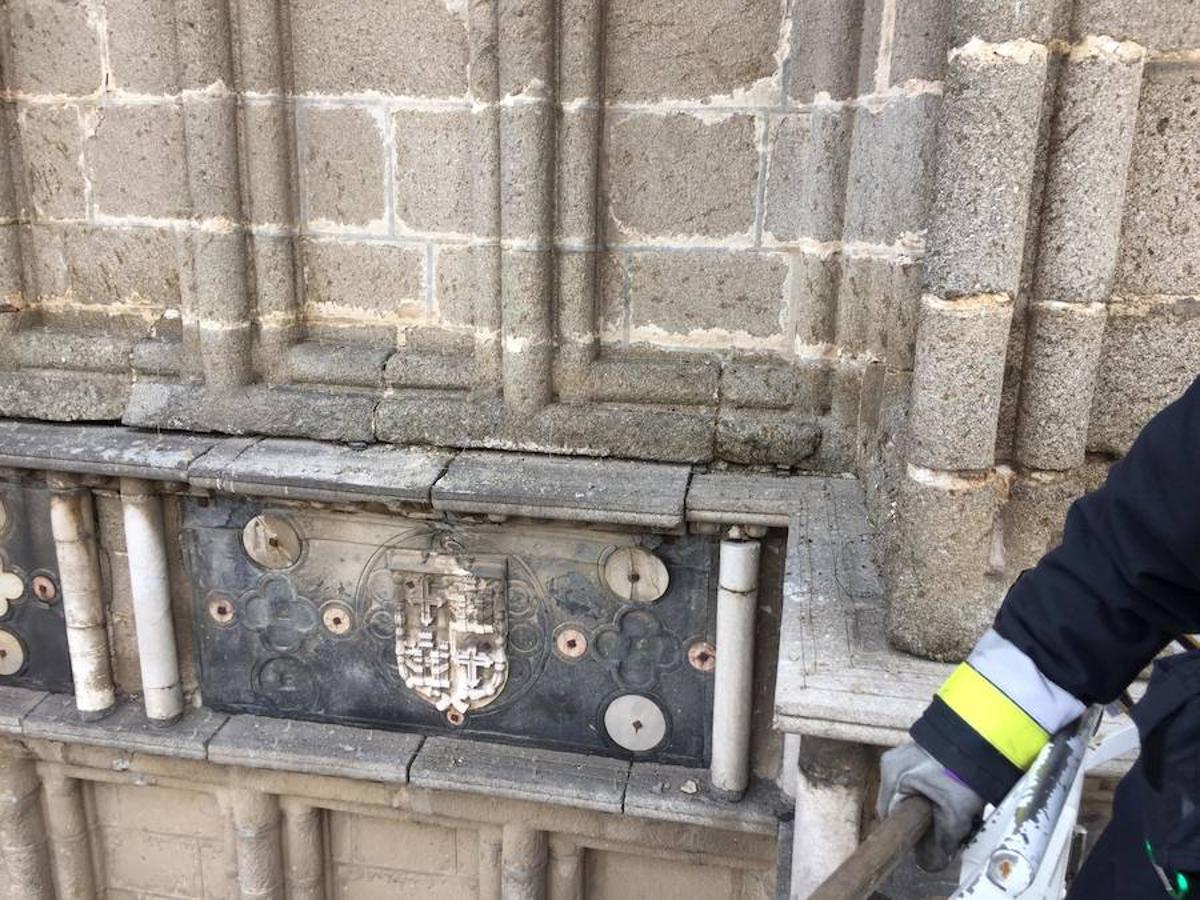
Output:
[
  {"xmin": 996, "ymin": 375, "xmax": 1200, "ymax": 703},
  {"xmin": 912, "ymin": 375, "xmax": 1200, "ymax": 804}
]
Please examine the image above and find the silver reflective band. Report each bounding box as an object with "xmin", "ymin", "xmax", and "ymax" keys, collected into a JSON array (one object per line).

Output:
[{"xmin": 967, "ymin": 629, "xmax": 1086, "ymax": 734}]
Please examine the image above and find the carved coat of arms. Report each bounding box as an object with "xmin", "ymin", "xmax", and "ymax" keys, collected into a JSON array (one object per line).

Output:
[{"xmin": 384, "ymin": 549, "xmax": 509, "ymax": 713}]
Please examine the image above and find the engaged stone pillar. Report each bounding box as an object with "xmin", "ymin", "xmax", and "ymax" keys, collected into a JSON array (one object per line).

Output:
[
  {"xmin": 40, "ymin": 767, "xmax": 95, "ymax": 898},
  {"xmin": 479, "ymin": 825, "xmax": 504, "ymax": 900},
  {"xmin": 230, "ymin": 789, "xmax": 285, "ymax": 900},
  {"xmin": 0, "ymin": 753, "xmax": 54, "ymax": 900},
  {"xmin": 790, "ymin": 737, "xmax": 874, "ymax": 899},
  {"xmin": 888, "ymin": 2, "xmax": 1052, "ymax": 660},
  {"xmin": 280, "ymin": 799, "xmax": 324, "ymax": 900},
  {"xmin": 502, "ymin": 824, "xmax": 548, "ymax": 900}
]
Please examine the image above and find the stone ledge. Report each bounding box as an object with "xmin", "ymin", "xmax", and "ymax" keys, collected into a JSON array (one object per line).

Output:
[
  {"xmin": 207, "ymin": 713, "xmax": 422, "ymax": 783},
  {"xmin": 686, "ymin": 472, "xmax": 835, "ymax": 526},
  {"xmin": 0, "ymin": 685, "xmax": 47, "ymax": 734},
  {"xmin": 624, "ymin": 763, "xmax": 786, "ymax": 834},
  {"xmin": 22, "ymin": 695, "xmax": 228, "ymax": 760},
  {"xmin": 432, "ymin": 451, "xmax": 693, "ymax": 528},
  {"xmin": 0, "ymin": 420, "xmax": 235, "ymax": 481},
  {"xmin": 190, "ymin": 437, "xmax": 454, "ymax": 507},
  {"xmin": 409, "ymin": 736, "xmax": 630, "ymax": 815}
]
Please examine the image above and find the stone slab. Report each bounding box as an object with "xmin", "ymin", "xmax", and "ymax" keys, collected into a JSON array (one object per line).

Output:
[
  {"xmin": 624, "ymin": 764, "xmax": 783, "ymax": 834},
  {"xmin": 409, "ymin": 737, "xmax": 629, "ymax": 814},
  {"xmin": 0, "ymin": 420, "xmax": 229, "ymax": 482},
  {"xmin": 686, "ymin": 473, "xmax": 837, "ymax": 526},
  {"xmin": 190, "ymin": 437, "xmax": 454, "ymax": 507},
  {"xmin": 771, "ymin": 478, "xmax": 1140, "ymax": 779},
  {"xmin": 207, "ymin": 714, "xmax": 422, "ymax": 783},
  {"xmin": 432, "ymin": 451, "xmax": 692, "ymax": 528},
  {"xmin": 0, "ymin": 686, "xmax": 48, "ymax": 734},
  {"xmin": 22, "ymin": 695, "xmax": 227, "ymax": 760}
]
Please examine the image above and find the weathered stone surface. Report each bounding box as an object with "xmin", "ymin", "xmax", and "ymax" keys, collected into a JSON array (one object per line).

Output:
[
  {"xmin": 241, "ymin": 101, "xmax": 292, "ymax": 225},
  {"xmin": 842, "ymin": 95, "xmax": 941, "ymax": 244},
  {"xmin": 0, "ymin": 369, "xmax": 129, "ymax": 420},
  {"xmin": 1088, "ymin": 297, "xmax": 1200, "ymax": 454},
  {"xmin": 0, "ymin": 686, "xmax": 46, "ymax": 734},
  {"xmin": 687, "ymin": 472, "xmax": 826, "ymax": 525},
  {"xmin": 385, "ymin": 348, "xmax": 475, "ymax": 390},
  {"xmin": 289, "ymin": 0, "xmax": 469, "ymax": 96},
  {"xmin": 1035, "ymin": 48, "xmax": 1144, "ymax": 304},
  {"xmin": 585, "ymin": 353, "xmax": 721, "ymax": 406},
  {"xmin": 19, "ymin": 104, "xmax": 84, "ymax": 219},
  {"xmin": 604, "ymin": 0, "xmax": 780, "ymax": 101},
  {"xmin": 65, "ymin": 225, "xmax": 181, "ymax": 309},
  {"xmin": 907, "ymin": 295, "xmax": 1013, "ymax": 470},
  {"xmin": 886, "ymin": 468, "xmax": 1003, "ymax": 660},
  {"xmin": 950, "ymin": 0, "xmax": 1063, "ymax": 44},
  {"xmin": 787, "ymin": 0, "xmax": 868, "ymax": 101},
  {"xmin": 835, "ymin": 254, "xmax": 924, "ymax": 369},
  {"xmin": 1116, "ymin": 66, "xmax": 1200, "ymax": 296},
  {"xmin": 891, "ymin": 0, "xmax": 952, "ymax": 85},
  {"xmin": 626, "ymin": 251, "xmax": 788, "ymax": 343},
  {"xmin": 0, "ymin": 420, "xmax": 227, "ymax": 480},
  {"xmin": 1001, "ymin": 463, "xmax": 1109, "ymax": 578},
  {"xmin": 394, "ymin": 108, "xmax": 473, "ymax": 234},
  {"xmin": 764, "ymin": 109, "xmax": 852, "ymax": 242},
  {"xmin": 409, "ymin": 737, "xmax": 629, "ymax": 814},
  {"xmin": 720, "ymin": 357, "xmax": 799, "ymax": 409},
  {"xmin": 301, "ymin": 239, "xmax": 425, "ymax": 318},
  {"xmin": 925, "ymin": 49, "xmax": 1047, "ymax": 298},
  {"xmin": 1015, "ymin": 302, "xmax": 1107, "ymax": 470},
  {"xmin": 4, "ymin": 0, "xmax": 103, "ymax": 95},
  {"xmin": 624, "ymin": 765, "xmax": 783, "ymax": 833},
  {"xmin": 1146, "ymin": 0, "xmax": 1200, "ymax": 51},
  {"xmin": 433, "ymin": 450, "xmax": 690, "ymax": 526},
  {"xmin": 285, "ymin": 340, "xmax": 390, "ymax": 387},
  {"xmin": 88, "ymin": 104, "xmax": 189, "ymax": 218},
  {"xmin": 716, "ymin": 409, "xmax": 823, "ymax": 466},
  {"xmin": 208, "ymin": 715, "xmax": 422, "ymax": 782},
  {"xmin": 1071, "ymin": 0, "xmax": 1152, "ymax": 42},
  {"xmin": 193, "ymin": 437, "xmax": 453, "ymax": 505},
  {"xmin": 124, "ymin": 382, "xmax": 378, "ymax": 443},
  {"xmin": 606, "ymin": 114, "xmax": 759, "ymax": 239},
  {"xmin": 23, "ymin": 695, "xmax": 228, "ymax": 760},
  {"xmin": 433, "ymin": 245, "xmax": 481, "ymax": 328},
  {"xmin": 298, "ymin": 105, "xmax": 386, "ymax": 228},
  {"xmin": 9, "ymin": 326, "xmax": 133, "ymax": 372},
  {"xmin": 105, "ymin": 0, "xmax": 179, "ymax": 93}
]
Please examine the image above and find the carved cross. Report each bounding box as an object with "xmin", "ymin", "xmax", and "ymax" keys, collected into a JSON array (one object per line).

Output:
[{"xmin": 455, "ymin": 645, "xmax": 493, "ymax": 689}]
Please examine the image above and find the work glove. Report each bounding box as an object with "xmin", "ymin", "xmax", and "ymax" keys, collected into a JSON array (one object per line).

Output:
[{"xmin": 877, "ymin": 741, "xmax": 986, "ymax": 872}]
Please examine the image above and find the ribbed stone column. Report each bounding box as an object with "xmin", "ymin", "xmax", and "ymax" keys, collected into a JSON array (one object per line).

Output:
[
  {"xmin": 502, "ymin": 824, "xmax": 548, "ymax": 900},
  {"xmin": 230, "ymin": 790, "xmax": 285, "ymax": 900},
  {"xmin": 40, "ymin": 767, "xmax": 95, "ymax": 898},
  {"xmin": 174, "ymin": 0, "xmax": 253, "ymax": 386},
  {"xmin": 890, "ymin": 0, "xmax": 1052, "ymax": 659},
  {"xmin": 547, "ymin": 835, "xmax": 584, "ymax": 900},
  {"xmin": 281, "ymin": 799, "xmax": 324, "ymax": 900}
]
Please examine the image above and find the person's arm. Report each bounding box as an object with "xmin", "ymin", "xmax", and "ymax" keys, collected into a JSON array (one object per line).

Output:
[{"xmin": 912, "ymin": 374, "xmax": 1200, "ymax": 805}]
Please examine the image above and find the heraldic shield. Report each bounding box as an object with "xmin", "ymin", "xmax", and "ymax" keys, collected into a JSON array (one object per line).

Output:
[{"xmin": 385, "ymin": 548, "xmax": 509, "ymax": 713}]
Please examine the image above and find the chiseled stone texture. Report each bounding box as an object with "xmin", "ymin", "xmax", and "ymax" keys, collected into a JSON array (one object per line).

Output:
[
  {"xmin": 605, "ymin": 113, "xmax": 759, "ymax": 239},
  {"xmin": 298, "ymin": 105, "xmax": 386, "ymax": 229},
  {"xmin": 18, "ymin": 103, "xmax": 85, "ymax": 219},
  {"xmin": 88, "ymin": 104, "xmax": 189, "ymax": 219},
  {"xmin": 842, "ymin": 94, "xmax": 941, "ymax": 244},
  {"xmin": 301, "ymin": 240, "xmax": 426, "ymax": 319},
  {"xmin": 891, "ymin": 0, "xmax": 952, "ymax": 85},
  {"xmin": 4, "ymin": 0, "xmax": 103, "ymax": 95},
  {"xmin": 626, "ymin": 251, "xmax": 788, "ymax": 343},
  {"xmin": 1088, "ymin": 297, "xmax": 1200, "ymax": 455},
  {"xmin": 64, "ymin": 225, "xmax": 181, "ymax": 310},
  {"xmin": 1001, "ymin": 463, "xmax": 1109, "ymax": 578},
  {"xmin": 394, "ymin": 108, "xmax": 473, "ymax": 233},
  {"xmin": 788, "ymin": 0, "xmax": 871, "ymax": 101},
  {"xmin": 1145, "ymin": 0, "xmax": 1200, "ymax": 51},
  {"xmin": 104, "ymin": 0, "xmax": 179, "ymax": 93},
  {"xmin": 835, "ymin": 254, "xmax": 924, "ymax": 369},
  {"xmin": 1116, "ymin": 67, "xmax": 1200, "ymax": 296},
  {"xmin": 604, "ymin": 0, "xmax": 781, "ymax": 101},
  {"xmin": 289, "ymin": 0, "xmax": 469, "ymax": 96},
  {"xmin": 764, "ymin": 108, "xmax": 852, "ymax": 243},
  {"xmin": 949, "ymin": 0, "xmax": 1064, "ymax": 45}
]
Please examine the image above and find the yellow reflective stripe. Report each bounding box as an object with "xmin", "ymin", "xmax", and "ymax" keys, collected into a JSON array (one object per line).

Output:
[{"xmin": 937, "ymin": 663, "xmax": 1050, "ymax": 770}]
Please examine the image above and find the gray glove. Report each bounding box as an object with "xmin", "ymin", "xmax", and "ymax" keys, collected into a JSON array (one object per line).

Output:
[{"xmin": 878, "ymin": 742, "xmax": 986, "ymax": 872}]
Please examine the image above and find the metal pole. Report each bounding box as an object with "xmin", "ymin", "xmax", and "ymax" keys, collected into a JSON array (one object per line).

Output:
[
  {"xmin": 48, "ymin": 474, "xmax": 115, "ymax": 720},
  {"xmin": 120, "ymin": 478, "xmax": 184, "ymax": 724},
  {"xmin": 710, "ymin": 536, "xmax": 761, "ymax": 801}
]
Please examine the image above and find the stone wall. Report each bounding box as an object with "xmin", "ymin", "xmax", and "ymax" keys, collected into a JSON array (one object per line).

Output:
[{"xmin": 0, "ymin": 3, "xmax": 1194, "ymax": 651}]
